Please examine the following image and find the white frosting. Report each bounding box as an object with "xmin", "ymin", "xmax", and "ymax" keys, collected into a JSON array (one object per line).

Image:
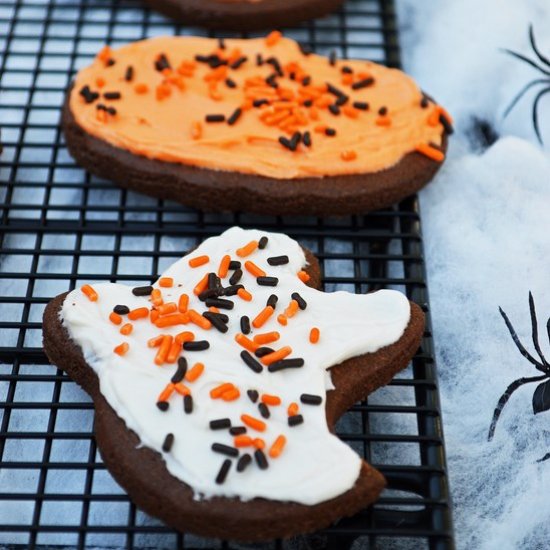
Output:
[{"xmin": 60, "ymin": 227, "xmax": 410, "ymax": 505}]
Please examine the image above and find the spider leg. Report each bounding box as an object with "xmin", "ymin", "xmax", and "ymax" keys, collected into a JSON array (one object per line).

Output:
[
  {"xmin": 529, "ymin": 292, "xmax": 549, "ymax": 367},
  {"xmin": 532, "ymin": 86, "xmax": 550, "ymax": 144},
  {"xmin": 503, "ymin": 78, "xmax": 548, "ymax": 118},
  {"xmin": 529, "ymin": 24, "xmax": 550, "ymax": 69},
  {"xmin": 537, "ymin": 452, "xmax": 550, "ymax": 463},
  {"xmin": 487, "ymin": 374, "xmax": 548, "ymax": 441},
  {"xmin": 499, "ymin": 306, "xmax": 546, "ymax": 371},
  {"xmin": 501, "ymin": 48, "xmax": 550, "ymax": 77}
]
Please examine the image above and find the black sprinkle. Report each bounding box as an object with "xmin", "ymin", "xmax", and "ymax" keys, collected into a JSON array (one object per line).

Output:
[
  {"xmin": 230, "ymin": 426, "xmax": 247, "ymax": 436},
  {"xmin": 265, "ymin": 57, "xmax": 283, "ymax": 76},
  {"xmin": 279, "ymin": 136, "xmax": 295, "ymax": 151},
  {"xmin": 183, "ymin": 340, "xmax": 210, "ymax": 351},
  {"xmin": 241, "ymin": 351, "xmax": 263, "ymax": 373},
  {"xmin": 227, "ymin": 107, "xmax": 242, "ymax": 126},
  {"xmin": 325, "ymin": 127, "xmax": 337, "ymax": 137},
  {"xmin": 253, "ymin": 98, "xmax": 269, "ymax": 108},
  {"xmin": 79, "ymin": 85, "xmax": 99, "ymax": 104},
  {"xmin": 229, "ymin": 260, "xmax": 241, "ymax": 270},
  {"xmin": 240, "ymin": 315, "xmax": 251, "ymax": 334},
  {"xmin": 205, "ymin": 297, "xmax": 234, "ymax": 310},
  {"xmin": 183, "ymin": 394, "xmax": 193, "ymax": 414},
  {"xmin": 205, "ymin": 114, "xmax": 226, "ymax": 123},
  {"xmin": 329, "ymin": 103, "xmax": 341, "ymax": 116},
  {"xmin": 300, "ymin": 393, "xmax": 323, "ymax": 405},
  {"xmin": 237, "ymin": 453, "xmax": 252, "ymax": 472},
  {"xmin": 113, "ymin": 305, "xmax": 130, "ymax": 315},
  {"xmin": 267, "ymin": 255, "xmax": 289, "ymax": 266},
  {"xmin": 291, "ymin": 292, "xmax": 307, "ymax": 310},
  {"xmin": 258, "ymin": 402, "xmax": 270, "ymax": 419},
  {"xmin": 378, "ymin": 106, "xmax": 388, "ymax": 116},
  {"xmin": 203, "ymin": 312, "xmax": 228, "ymax": 333},
  {"xmin": 229, "ymin": 269, "xmax": 243, "ymax": 285},
  {"xmin": 288, "ymin": 414, "xmax": 304, "ymax": 427},
  {"xmin": 222, "ymin": 284, "xmax": 244, "ymax": 297},
  {"xmin": 171, "ymin": 357, "xmax": 188, "ymax": 383},
  {"xmin": 420, "ymin": 97, "xmax": 429, "ymax": 108},
  {"xmin": 266, "ymin": 73, "xmax": 279, "ymax": 88},
  {"xmin": 254, "ymin": 449, "xmax": 269, "ymax": 470},
  {"xmin": 218, "ymin": 37, "xmax": 226, "ymax": 50},
  {"xmin": 103, "ymin": 91, "xmax": 121, "ymax": 100},
  {"xmin": 351, "ymin": 77, "xmax": 375, "ymax": 90},
  {"xmin": 156, "ymin": 401, "xmax": 169, "ymax": 412},
  {"xmin": 225, "ymin": 78, "xmax": 237, "ymax": 89},
  {"xmin": 329, "ymin": 50, "xmax": 337, "ymax": 66},
  {"xmin": 162, "ymin": 433, "xmax": 174, "ymax": 452},
  {"xmin": 247, "ymin": 389, "xmax": 259, "ymax": 403},
  {"xmin": 205, "ymin": 311, "xmax": 229, "ymax": 323},
  {"xmin": 303, "ymin": 99, "xmax": 313, "ymax": 107},
  {"xmin": 216, "ymin": 459, "xmax": 231, "ymax": 484},
  {"xmin": 210, "ymin": 418, "xmax": 232, "ymax": 430},
  {"xmin": 255, "ymin": 347, "xmax": 274, "ymax": 358},
  {"xmin": 353, "ymin": 101, "xmax": 369, "ymax": 111},
  {"xmin": 155, "ymin": 53, "xmax": 171, "ymax": 72},
  {"xmin": 258, "ymin": 236, "xmax": 269, "ymax": 249},
  {"xmin": 256, "ymin": 53, "xmax": 264, "ymax": 66},
  {"xmin": 341, "ymin": 65, "xmax": 353, "ymax": 74},
  {"xmin": 268, "ymin": 358, "xmax": 305, "ymax": 372},
  {"xmin": 124, "ymin": 66, "xmax": 134, "ymax": 81},
  {"xmin": 267, "ymin": 294, "xmax": 278, "ymax": 308},
  {"xmin": 198, "ymin": 288, "xmax": 222, "ymax": 302},
  {"xmin": 208, "ymin": 272, "xmax": 220, "ymax": 289},
  {"xmin": 301, "ymin": 76, "xmax": 311, "ymax": 86},
  {"xmin": 132, "ymin": 285, "xmax": 153, "ymax": 296},
  {"xmin": 212, "ymin": 443, "xmax": 239, "ymax": 458},
  {"xmin": 257, "ymin": 276, "xmax": 278, "ymax": 287},
  {"xmin": 327, "ymin": 83, "xmax": 346, "ymax": 99},
  {"xmin": 298, "ymin": 42, "xmax": 312, "ymax": 56},
  {"xmin": 230, "ymin": 56, "xmax": 248, "ymax": 70},
  {"xmin": 335, "ymin": 95, "xmax": 349, "ymax": 106},
  {"xmin": 303, "ymin": 131, "xmax": 312, "ymax": 147},
  {"xmin": 106, "ymin": 58, "xmax": 115, "ymax": 67}
]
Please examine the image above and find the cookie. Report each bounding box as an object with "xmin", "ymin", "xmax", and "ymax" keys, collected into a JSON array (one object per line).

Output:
[
  {"xmin": 63, "ymin": 34, "xmax": 451, "ymax": 217},
  {"xmin": 43, "ymin": 227, "xmax": 424, "ymax": 540},
  {"xmin": 142, "ymin": 0, "xmax": 346, "ymax": 31}
]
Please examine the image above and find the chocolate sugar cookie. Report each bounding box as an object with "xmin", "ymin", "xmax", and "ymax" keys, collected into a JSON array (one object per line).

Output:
[
  {"xmin": 63, "ymin": 34, "xmax": 452, "ymax": 216},
  {"xmin": 43, "ymin": 227, "xmax": 425, "ymax": 541},
  {"xmin": 143, "ymin": 0, "xmax": 346, "ymax": 31}
]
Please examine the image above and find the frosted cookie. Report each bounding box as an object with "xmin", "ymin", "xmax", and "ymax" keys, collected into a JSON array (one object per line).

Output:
[
  {"xmin": 43, "ymin": 227, "xmax": 424, "ymax": 540},
  {"xmin": 63, "ymin": 34, "xmax": 452, "ymax": 216},
  {"xmin": 143, "ymin": 0, "xmax": 346, "ymax": 30}
]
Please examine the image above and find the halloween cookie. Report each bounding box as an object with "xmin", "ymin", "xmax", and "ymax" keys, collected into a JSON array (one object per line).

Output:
[
  {"xmin": 63, "ymin": 34, "xmax": 452, "ymax": 216},
  {"xmin": 143, "ymin": 0, "xmax": 346, "ymax": 31},
  {"xmin": 43, "ymin": 227, "xmax": 424, "ymax": 540}
]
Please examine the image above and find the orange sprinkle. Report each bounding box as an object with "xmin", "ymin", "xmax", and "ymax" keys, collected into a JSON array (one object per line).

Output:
[
  {"xmin": 342, "ymin": 105, "xmax": 359, "ymax": 119},
  {"xmin": 269, "ymin": 435, "xmax": 287, "ymax": 458},
  {"xmin": 114, "ymin": 342, "xmax": 129, "ymax": 356},
  {"xmin": 284, "ymin": 299, "xmax": 299, "ymax": 318},
  {"xmin": 120, "ymin": 323, "xmax": 133, "ymax": 336},
  {"xmin": 148, "ymin": 335, "xmax": 164, "ymax": 348},
  {"xmin": 158, "ymin": 383, "xmax": 175, "ymax": 403},
  {"xmin": 166, "ymin": 340, "xmax": 182, "ymax": 364},
  {"xmin": 96, "ymin": 77, "xmax": 105, "ymax": 88},
  {"xmin": 234, "ymin": 435, "xmax": 254, "ymax": 447},
  {"xmin": 210, "ymin": 382, "xmax": 235, "ymax": 399},
  {"xmin": 341, "ymin": 73, "xmax": 354, "ymax": 86},
  {"xmin": 187, "ymin": 309, "xmax": 211, "ymax": 330},
  {"xmin": 261, "ymin": 394, "xmax": 281, "ymax": 406},
  {"xmin": 174, "ymin": 382, "xmax": 190, "ymax": 396},
  {"xmin": 189, "ymin": 255, "xmax": 209, "ymax": 268},
  {"xmin": 221, "ymin": 388, "xmax": 241, "ymax": 401},
  {"xmin": 175, "ymin": 331, "xmax": 195, "ymax": 344},
  {"xmin": 159, "ymin": 277, "xmax": 173, "ymax": 288},
  {"xmin": 309, "ymin": 327, "xmax": 320, "ymax": 344},
  {"xmin": 96, "ymin": 46, "xmax": 111, "ymax": 62},
  {"xmin": 185, "ymin": 362, "xmax": 204, "ymax": 382},
  {"xmin": 277, "ymin": 314, "xmax": 288, "ymax": 326},
  {"xmin": 341, "ymin": 150, "xmax": 357, "ymax": 161},
  {"xmin": 156, "ymin": 83, "xmax": 172, "ymax": 101},
  {"xmin": 376, "ymin": 116, "xmax": 392, "ymax": 127},
  {"xmin": 252, "ymin": 305, "xmax": 275, "ymax": 329},
  {"xmin": 261, "ymin": 346, "xmax": 292, "ymax": 366},
  {"xmin": 128, "ymin": 307, "xmax": 149, "ymax": 320},
  {"xmin": 178, "ymin": 293, "xmax": 189, "ymax": 313},
  {"xmin": 235, "ymin": 333, "xmax": 259, "ymax": 353},
  {"xmin": 150, "ymin": 309, "xmax": 160, "ymax": 323},
  {"xmin": 298, "ymin": 270, "xmax": 310, "ymax": 283},
  {"xmin": 218, "ymin": 255, "xmax": 231, "ymax": 278},
  {"xmin": 237, "ymin": 288, "xmax": 253, "ymax": 301},
  {"xmin": 236, "ymin": 240, "xmax": 258, "ymax": 258},
  {"xmin": 241, "ymin": 414, "xmax": 266, "ymax": 432},
  {"xmin": 253, "ymin": 438, "xmax": 265, "ymax": 450},
  {"xmin": 265, "ymin": 30, "xmax": 282, "ymax": 47},
  {"xmin": 151, "ymin": 288, "xmax": 163, "ymax": 306},
  {"xmin": 314, "ymin": 124, "xmax": 328, "ymax": 134},
  {"xmin": 416, "ymin": 143, "xmax": 445, "ymax": 162},
  {"xmin": 109, "ymin": 312, "xmax": 122, "ymax": 325},
  {"xmin": 191, "ymin": 121, "xmax": 202, "ymax": 140},
  {"xmin": 193, "ymin": 273, "xmax": 209, "ymax": 296},
  {"xmin": 209, "ymin": 306, "xmax": 220, "ymax": 313},
  {"xmin": 81, "ymin": 284, "xmax": 98, "ymax": 302},
  {"xmin": 155, "ymin": 335, "xmax": 173, "ymax": 366},
  {"xmin": 157, "ymin": 302, "xmax": 177, "ymax": 316},
  {"xmin": 245, "ymin": 260, "xmax": 267, "ymax": 278},
  {"xmin": 134, "ymin": 83, "xmax": 149, "ymax": 94},
  {"xmin": 287, "ymin": 402, "xmax": 299, "ymax": 416},
  {"xmin": 253, "ymin": 331, "xmax": 280, "ymax": 345},
  {"xmin": 155, "ymin": 313, "xmax": 188, "ymax": 328}
]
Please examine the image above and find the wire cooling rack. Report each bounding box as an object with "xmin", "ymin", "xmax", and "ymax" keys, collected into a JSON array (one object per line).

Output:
[{"xmin": 0, "ymin": 0, "xmax": 454, "ymax": 548}]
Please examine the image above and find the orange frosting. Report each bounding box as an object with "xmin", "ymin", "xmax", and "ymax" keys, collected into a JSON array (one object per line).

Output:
[{"xmin": 70, "ymin": 35, "xmax": 449, "ymax": 179}]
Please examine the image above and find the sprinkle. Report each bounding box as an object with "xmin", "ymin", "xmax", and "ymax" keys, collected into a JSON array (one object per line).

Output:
[
  {"xmin": 325, "ymin": 128, "xmax": 337, "ymax": 137},
  {"xmin": 155, "ymin": 313, "xmax": 188, "ymax": 328},
  {"xmin": 205, "ymin": 297, "xmax": 234, "ymax": 310},
  {"xmin": 103, "ymin": 91, "xmax": 121, "ymax": 100},
  {"xmin": 341, "ymin": 150, "xmax": 357, "ymax": 161},
  {"xmin": 240, "ymin": 350, "xmax": 263, "ymax": 373},
  {"xmin": 128, "ymin": 307, "xmax": 149, "ymax": 320},
  {"xmin": 268, "ymin": 358, "xmax": 305, "ymax": 372},
  {"xmin": 267, "ymin": 255, "xmax": 289, "ymax": 266},
  {"xmin": 183, "ymin": 394, "xmax": 193, "ymax": 413},
  {"xmin": 288, "ymin": 414, "xmax": 304, "ymax": 427},
  {"xmin": 166, "ymin": 340, "xmax": 182, "ymax": 363},
  {"xmin": 255, "ymin": 347, "xmax": 274, "ymax": 357},
  {"xmin": 148, "ymin": 335, "xmax": 164, "ymax": 348},
  {"xmin": 237, "ymin": 453, "xmax": 252, "ymax": 472},
  {"xmin": 237, "ymin": 287, "xmax": 253, "ymax": 302},
  {"xmin": 241, "ymin": 414, "xmax": 266, "ymax": 432},
  {"xmin": 155, "ymin": 53, "xmax": 171, "ymax": 72},
  {"xmin": 290, "ymin": 292, "xmax": 307, "ymax": 310},
  {"xmin": 156, "ymin": 401, "xmax": 169, "ymax": 412},
  {"xmin": 120, "ymin": 323, "xmax": 133, "ymax": 335},
  {"xmin": 298, "ymin": 270, "xmax": 311, "ymax": 283},
  {"xmin": 174, "ymin": 382, "xmax": 190, "ymax": 396},
  {"xmin": 240, "ymin": 316, "xmax": 251, "ymax": 334},
  {"xmin": 327, "ymin": 83, "xmax": 346, "ymax": 99},
  {"xmin": 185, "ymin": 362, "xmax": 205, "ymax": 382},
  {"xmin": 245, "ymin": 260, "xmax": 266, "ymax": 278},
  {"xmin": 158, "ymin": 383, "xmax": 175, "ymax": 403},
  {"xmin": 252, "ymin": 305, "xmax": 275, "ymax": 329},
  {"xmin": 230, "ymin": 269, "xmax": 244, "ymax": 286},
  {"xmin": 302, "ymin": 131, "xmax": 312, "ymax": 147},
  {"xmin": 189, "ymin": 255, "xmax": 209, "ymax": 268},
  {"xmin": 236, "ymin": 240, "xmax": 258, "ymax": 257},
  {"xmin": 416, "ymin": 143, "xmax": 445, "ymax": 162},
  {"xmin": 284, "ymin": 299, "xmax": 299, "ymax": 318},
  {"xmin": 217, "ymin": 255, "xmax": 231, "ymax": 278},
  {"xmin": 81, "ymin": 284, "xmax": 98, "ymax": 302},
  {"xmin": 420, "ymin": 96, "xmax": 430, "ymax": 108},
  {"xmin": 183, "ymin": 340, "xmax": 209, "ymax": 351},
  {"xmin": 258, "ymin": 236, "xmax": 269, "ymax": 249},
  {"xmin": 114, "ymin": 342, "xmax": 129, "ymax": 356},
  {"xmin": 352, "ymin": 77, "xmax": 375, "ymax": 90},
  {"xmin": 261, "ymin": 394, "xmax": 281, "ymax": 406},
  {"xmin": 287, "ymin": 402, "xmax": 299, "ymax": 416},
  {"xmin": 376, "ymin": 116, "xmax": 391, "ymax": 127},
  {"xmin": 258, "ymin": 403, "xmax": 270, "ymax": 419},
  {"xmin": 132, "ymin": 285, "xmax": 153, "ymax": 297},
  {"xmin": 254, "ymin": 449, "xmax": 269, "ymax": 469},
  {"xmin": 113, "ymin": 305, "xmax": 129, "ymax": 315},
  {"xmin": 265, "ymin": 30, "xmax": 282, "ymax": 47},
  {"xmin": 162, "ymin": 433, "xmax": 174, "ymax": 452},
  {"xmin": 215, "ymin": 459, "xmax": 232, "ymax": 484},
  {"xmin": 134, "ymin": 83, "xmax": 148, "ymax": 94},
  {"xmin": 269, "ymin": 435, "xmax": 287, "ymax": 458},
  {"xmin": 229, "ymin": 260, "xmax": 241, "ymax": 270},
  {"xmin": 205, "ymin": 114, "xmax": 226, "ymax": 123},
  {"xmin": 188, "ymin": 309, "xmax": 211, "ymax": 330},
  {"xmin": 254, "ymin": 438, "xmax": 265, "ymax": 450},
  {"xmin": 309, "ymin": 327, "xmax": 320, "ymax": 343},
  {"xmin": 230, "ymin": 427, "xmax": 247, "ymax": 436},
  {"xmin": 210, "ymin": 418, "xmax": 231, "ymax": 430},
  {"xmin": 109, "ymin": 312, "xmax": 122, "ymax": 325},
  {"xmin": 329, "ymin": 103, "xmax": 340, "ymax": 116},
  {"xmin": 277, "ymin": 314, "xmax": 288, "ymax": 326},
  {"xmin": 171, "ymin": 357, "xmax": 188, "ymax": 383},
  {"xmin": 234, "ymin": 435, "xmax": 254, "ymax": 447},
  {"xmin": 247, "ymin": 390, "xmax": 259, "ymax": 403},
  {"xmin": 175, "ymin": 331, "xmax": 195, "ymax": 344},
  {"xmin": 261, "ymin": 346, "xmax": 292, "ymax": 365},
  {"xmin": 267, "ymin": 294, "xmax": 278, "ymax": 308},
  {"xmin": 150, "ymin": 310, "xmax": 159, "ymax": 323},
  {"xmin": 253, "ymin": 332, "xmax": 280, "ymax": 345},
  {"xmin": 256, "ymin": 276, "xmax": 278, "ymax": 287},
  {"xmin": 79, "ymin": 85, "xmax": 99, "ymax": 104},
  {"xmin": 225, "ymin": 77, "xmax": 237, "ymax": 89},
  {"xmin": 203, "ymin": 312, "xmax": 228, "ymax": 333},
  {"xmin": 329, "ymin": 50, "xmax": 337, "ymax": 66},
  {"xmin": 227, "ymin": 107, "xmax": 242, "ymax": 126},
  {"xmin": 378, "ymin": 106, "xmax": 388, "ymax": 116},
  {"xmin": 221, "ymin": 284, "xmax": 243, "ymax": 297},
  {"xmin": 212, "ymin": 443, "xmax": 238, "ymax": 458},
  {"xmin": 210, "ymin": 382, "xmax": 235, "ymax": 399},
  {"xmin": 151, "ymin": 288, "xmax": 163, "ymax": 306},
  {"xmin": 235, "ymin": 333, "xmax": 258, "ymax": 352},
  {"xmin": 223, "ymin": 387, "xmax": 240, "ymax": 400},
  {"xmin": 301, "ymin": 393, "xmax": 323, "ymax": 405},
  {"xmin": 155, "ymin": 335, "xmax": 173, "ymax": 366},
  {"xmin": 125, "ymin": 65, "xmax": 134, "ymax": 82},
  {"xmin": 157, "ymin": 302, "xmax": 177, "ymax": 315}
]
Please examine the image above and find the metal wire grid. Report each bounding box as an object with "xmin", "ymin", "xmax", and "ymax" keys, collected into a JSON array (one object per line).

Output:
[{"xmin": 0, "ymin": 0, "xmax": 454, "ymax": 548}]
